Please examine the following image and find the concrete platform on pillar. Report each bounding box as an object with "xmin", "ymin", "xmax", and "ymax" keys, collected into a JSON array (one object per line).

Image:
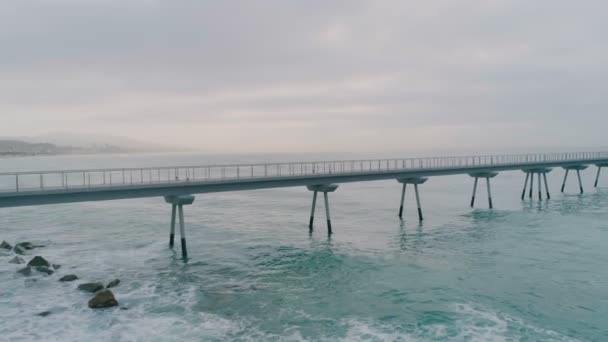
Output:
[
  {"xmin": 522, "ymin": 168, "xmax": 552, "ymax": 174},
  {"xmin": 164, "ymin": 195, "xmax": 195, "ymax": 205},
  {"xmin": 468, "ymin": 172, "xmax": 499, "ymax": 178},
  {"xmin": 307, "ymin": 184, "xmax": 339, "ymax": 192},
  {"xmin": 563, "ymin": 165, "xmax": 589, "ymax": 171},
  {"xmin": 397, "ymin": 177, "xmax": 428, "ymax": 185}
]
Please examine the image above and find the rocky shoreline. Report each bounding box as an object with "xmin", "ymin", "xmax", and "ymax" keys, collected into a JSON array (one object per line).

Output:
[{"xmin": 1, "ymin": 239, "xmax": 122, "ymax": 313}]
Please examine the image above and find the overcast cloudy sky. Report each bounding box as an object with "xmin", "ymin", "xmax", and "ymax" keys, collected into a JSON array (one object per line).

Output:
[{"xmin": 1, "ymin": 1, "xmax": 606, "ymax": 153}]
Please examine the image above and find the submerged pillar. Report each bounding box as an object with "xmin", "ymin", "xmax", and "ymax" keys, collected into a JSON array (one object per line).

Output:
[
  {"xmin": 594, "ymin": 163, "xmax": 608, "ymax": 188},
  {"xmin": 307, "ymin": 184, "xmax": 338, "ymax": 235},
  {"xmin": 522, "ymin": 168, "xmax": 552, "ymax": 202},
  {"xmin": 468, "ymin": 172, "xmax": 498, "ymax": 209},
  {"xmin": 309, "ymin": 191, "xmax": 318, "ymax": 232},
  {"xmin": 164, "ymin": 195, "xmax": 195, "ymax": 259},
  {"xmin": 543, "ymin": 173, "xmax": 551, "ymax": 199},
  {"xmin": 521, "ymin": 173, "xmax": 530, "ymax": 200},
  {"xmin": 399, "ymin": 183, "xmax": 407, "ymax": 218},
  {"xmin": 470, "ymin": 177, "xmax": 478, "ymax": 208},
  {"xmin": 397, "ymin": 177, "xmax": 428, "ymax": 222},
  {"xmin": 561, "ymin": 165, "xmax": 588, "ymax": 194},
  {"xmin": 169, "ymin": 204, "xmax": 177, "ymax": 247}
]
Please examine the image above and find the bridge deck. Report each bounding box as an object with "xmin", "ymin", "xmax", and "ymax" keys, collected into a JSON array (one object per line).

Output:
[{"xmin": 1, "ymin": 152, "xmax": 607, "ymax": 207}]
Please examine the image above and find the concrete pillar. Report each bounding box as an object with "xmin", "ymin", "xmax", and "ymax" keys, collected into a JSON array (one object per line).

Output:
[
  {"xmin": 164, "ymin": 195, "xmax": 195, "ymax": 260},
  {"xmin": 307, "ymin": 184, "xmax": 338, "ymax": 235},
  {"xmin": 529, "ymin": 171, "xmax": 534, "ymax": 199},
  {"xmin": 399, "ymin": 183, "xmax": 407, "ymax": 218},
  {"xmin": 543, "ymin": 173, "xmax": 551, "ymax": 199},
  {"xmin": 169, "ymin": 204, "xmax": 177, "ymax": 247},
  {"xmin": 561, "ymin": 170, "xmax": 569, "ymax": 193},
  {"xmin": 414, "ymin": 184, "xmax": 423, "ymax": 221},
  {"xmin": 538, "ymin": 173, "xmax": 543, "ymax": 201},
  {"xmin": 576, "ymin": 170, "xmax": 584, "ymax": 194},
  {"xmin": 595, "ymin": 167, "xmax": 601, "ymax": 188},
  {"xmin": 178, "ymin": 204, "xmax": 187, "ymax": 259},
  {"xmin": 521, "ymin": 173, "xmax": 530, "ymax": 200},
  {"xmin": 309, "ymin": 191, "xmax": 318, "ymax": 232},
  {"xmin": 486, "ymin": 177, "xmax": 493, "ymax": 209},
  {"xmin": 470, "ymin": 177, "xmax": 478, "ymax": 208},
  {"xmin": 324, "ymin": 192, "xmax": 332, "ymax": 235}
]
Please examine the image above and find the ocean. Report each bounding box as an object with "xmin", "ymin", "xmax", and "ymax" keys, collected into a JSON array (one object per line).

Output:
[{"xmin": 0, "ymin": 152, "xmax": 607, "ymax": 341}]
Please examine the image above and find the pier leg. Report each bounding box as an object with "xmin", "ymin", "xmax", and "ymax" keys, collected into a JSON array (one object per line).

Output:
[
  {"xmin": 521, "ymin": 173, "xmax": 530, "ymax": 200},
  {"xmin": 323, "ymin": 192, "xmax": 332, "ymax": 235},
  {"xmin": 414, "ymin": 184, "xmax": 423, "ymax": 221},
  {"xmin": 538, "ymin": 173, "xmax": 543, "ymax": 201},
  {"xmin": 543, "ymin": 173, "xmax": 551, "ymax": 199},
  {"xmin": 309, "ymin": 191, "xmax": 318, "ymax": 232},
  {"xmin": 576, "ymin": 170, "xmax": 584, "ymax": 194},
  {"xmin": 529, "ymin": 171, "xmax": 534, "ymax": 199},
  {"xmin": 561, "ymin": 170, "xmax": 569, "ymax": 193},
  {"xmin": 169, "ymin": 204, "xmax": 176, "ymax": 247},
  {"xmin": 470, "ymin": 177, "xmax": 478, "ymax": 208},
  {"xmin": 486, "ymin": 177, "xmax": 493, "ymax": 209},
  {"xmin": 399, "ymin": 183, "xmax": 407, "ymax": 218},
  {"xmin": 178, "ymin": 204, "xmax": 187, "ymax": 259},
  {"xmin": 595, "ymin": 167, "xmax": 601, "ymax": 188}
]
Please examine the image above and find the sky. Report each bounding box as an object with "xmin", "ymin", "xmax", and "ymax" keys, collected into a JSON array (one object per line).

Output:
[{"xmin": 1, "ymin": 0, "xmax": 607, "ymax": 153}]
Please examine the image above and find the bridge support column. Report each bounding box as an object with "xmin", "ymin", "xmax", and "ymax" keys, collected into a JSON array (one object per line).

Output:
[
  {"xmin": 470, "ymin": 177, "xmax": 478, "ymax": 208},
  {"xmin": 561, "ymin": 165, "xmax": 588, "ymax": 194},
  {"xmin": 522, "ymin": 168, "xmax": 552, "ymax": 201},
  {"xmin": 399, "ymin": 183, "xmax": 407, "ymax": 218},
  {"xmin": 594, "ymin": 163, "xmax": 608, "ymax": 188},
  {"xmin": 521, "ymin": 173, "xmax": 530, "ymax": 200},
  {"xmin": 307, "ymin": 184, "xmax": 338, "ymax": 235},
  {"xmin": 164, "ymin": 195, "xmax": 195, "ymax": 259},
  {"xmin": 397, "ymin": 177, "xmax": 428, "ymax": 222},
  {"xmin": 543, "ymin": 173, "xmax": 551, "ymax": 199},
  {"xmin": 468, "ymin": 172, "xmax": 498, "ymax": 209}
]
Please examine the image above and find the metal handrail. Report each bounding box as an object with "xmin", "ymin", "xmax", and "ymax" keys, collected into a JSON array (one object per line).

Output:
[{"xmin": 2, "ymin": 151, "xmax": 608, "ymax": 193}]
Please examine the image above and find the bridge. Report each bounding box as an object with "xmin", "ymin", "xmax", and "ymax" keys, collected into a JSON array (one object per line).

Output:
[{"xmin": 2, "ymin": 151, "xmax": 608, "ymax": 258}]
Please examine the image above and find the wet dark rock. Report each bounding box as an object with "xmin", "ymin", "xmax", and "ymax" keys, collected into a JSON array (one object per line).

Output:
[
  {"xmin": 17, "ymin": 266, "xmax": 32, "ymax": 276},
  {"xmin": 34, "ymin": 266, "xmax": 54, "ymax": 275},
  {"xmin": 15, "ymin": 242, "xmax": 35, "ymax": 250},
  {"xmin": 27, "ymin": 256, "xmax": 50, "ymax": 267},
  {"xmin": 13, "ymin": 245, "xmax": 27, "ymax": 255},
  {"xmin": 59, "ymin": 274, "xmax": 78, "ymax": 282},
  {"xmin": 9, "ymin": 256, "xmax": 25, "ymax": 264},
  {"xmin": 88, "ymin": 290, "xmax": 118, "ymax": 309},
  {"xmin": 106, "ymin": 279, "xmax": 120, "ymax": 288},
  {"xmin": 37, "ymin": 311, "xmax": 52, "ymax": 317},
  {"xmin": 52, "ymin": 264, "xmax": 61, "ymax": 270},
  {"xmin": 0, "ymin": 241, "xmax": 12, "ymax": 250},
  {"xmin": 78, "ymin": 282, "xmax": 104, "ymax": 293}
]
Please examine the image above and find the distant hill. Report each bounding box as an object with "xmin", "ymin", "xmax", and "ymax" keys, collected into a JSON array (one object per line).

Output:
[{"xmin": 0, "ymin": 140, "xmax": 127, "ymax": 156}]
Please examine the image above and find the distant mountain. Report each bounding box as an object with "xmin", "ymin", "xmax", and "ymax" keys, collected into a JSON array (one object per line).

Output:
[
  {"xmin": 0, "ymin": 139, "xmax": 127, "ymax": 156},
  {"xmin": 0, "ymin": 133, "xmax": 190, "ymax": 156}
]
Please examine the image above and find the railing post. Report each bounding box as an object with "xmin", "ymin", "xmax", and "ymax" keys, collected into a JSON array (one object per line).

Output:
[{"xmin": 15, "ymin": 174, "xmax": 19, "ymax": 192}]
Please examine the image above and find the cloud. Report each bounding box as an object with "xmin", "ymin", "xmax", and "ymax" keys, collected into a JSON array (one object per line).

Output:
[{"xmin": 0, "ymin": 0, "xmax": 607, "ymax": 152}]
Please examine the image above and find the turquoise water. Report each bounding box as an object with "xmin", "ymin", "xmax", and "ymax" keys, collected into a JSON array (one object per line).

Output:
[{"xmin": 1, "ymin": 153, "xmax": 607, "ymax": 341}]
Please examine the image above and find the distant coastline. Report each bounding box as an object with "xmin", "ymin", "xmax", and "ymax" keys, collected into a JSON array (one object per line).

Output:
[{"xmin": 0, "ymin": 139, "xmax": 130, "ymax": 157}]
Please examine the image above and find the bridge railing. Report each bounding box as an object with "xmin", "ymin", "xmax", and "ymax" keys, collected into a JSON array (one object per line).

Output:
[{"xmin": 1, "ymin": 151, "xmax": 607, "ymax": 193}]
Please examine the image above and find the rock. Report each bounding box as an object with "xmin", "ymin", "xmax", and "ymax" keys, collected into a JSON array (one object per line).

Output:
[
  {"xmin": 88, "ymin": 290, "xmax": 118, "ymax": 309},
  {"xmin": 106, "ymin": 279, "xmax": 120, "ymax": 288},
  {"xmin": 37, "ymin": 311, "xmax": 52, "ymax": 317},
  {"xmin": 9, "ymin": 256, "xmax": 25, "ymax": 264},
  {"xmin": 13, "ymin": 245, "xmax": 26, "ymax": 255},
  {"xmin": 17, "ymin": 266, "xmax": 32, "ymax": 276},
  {"xmin": 59, "ymin": 274, "xmax": 78, "ymax": 282},
  {"xmin": 34, "ymin": 266, "xmax": 54, "ymax": 275},
  {"xmin": 15, "ymin": 242, "xmax": 34, "ymax": 250},
  {"xmin": 27, "ymin": 256, "xmax": 50, "ymax": 267},
  {"xmin": 52, "ymin": 264, "xmax": 61, "ymax": 270},
  {"xmin": 78, "ymin": 282, "xmax": 104, "ymax": 293},
  {"xmin": 0, "ymin": 241, "xmax": 12, "ymax": 250}
]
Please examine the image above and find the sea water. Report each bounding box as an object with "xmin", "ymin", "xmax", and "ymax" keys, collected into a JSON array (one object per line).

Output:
[{"xmin": 0, "ymin": 153, "xmax": 607, "ymax": 341}]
